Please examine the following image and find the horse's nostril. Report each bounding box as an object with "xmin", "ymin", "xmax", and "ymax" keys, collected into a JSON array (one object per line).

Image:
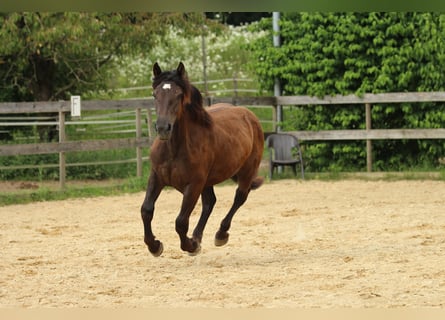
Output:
[{"xmin": 155, "ymin": 121, "xmax": 172, "ymax": 136}]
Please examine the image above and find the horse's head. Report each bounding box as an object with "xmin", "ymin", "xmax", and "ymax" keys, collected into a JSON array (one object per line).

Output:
[{"xmin": 152, "ymin": 62, "xmax": 191, "ymax": 140}]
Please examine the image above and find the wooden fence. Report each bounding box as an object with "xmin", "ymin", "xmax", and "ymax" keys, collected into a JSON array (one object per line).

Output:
[
  {"xmin": 1, "ymin": 99, "xmax": 151, "ymax": 189},
  {"xmin": 276, "ymin": 92, "xmax": 445, "ymax": 172},
  {"xmin": 1, "ymin": 92, "xmax": 445, "ymax": 188}
]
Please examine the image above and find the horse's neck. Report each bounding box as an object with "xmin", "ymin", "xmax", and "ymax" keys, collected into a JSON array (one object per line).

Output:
[{"xmin": 169, "ymin": 113, "xmax": 206, "ymax": 157}]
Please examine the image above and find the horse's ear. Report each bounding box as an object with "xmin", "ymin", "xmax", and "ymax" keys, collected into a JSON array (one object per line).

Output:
[
  {"xmin": 153, "ymin": 62, "xmax": 162, "ymax": 77},
  {"xmin": 177, "ymin": 62, "xmax": 186, "ymax": 78}
]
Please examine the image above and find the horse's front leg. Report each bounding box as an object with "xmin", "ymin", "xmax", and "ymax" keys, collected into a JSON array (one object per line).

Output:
[
  {"xmin": 141, "ymin": 171, "xmax": 164, "ymax": 257},
  {"xmin": 176, "ymin": 184, "xmax": 203, "ymax": 255}
]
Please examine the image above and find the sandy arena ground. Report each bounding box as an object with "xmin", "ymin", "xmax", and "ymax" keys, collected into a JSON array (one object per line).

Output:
[{"xmin": 1, "ymin": 179, "xmax": 444, "ymax": 308}]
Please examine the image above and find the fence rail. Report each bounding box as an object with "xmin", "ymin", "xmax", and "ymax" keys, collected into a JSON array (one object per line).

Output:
[
  {"xmin": 287, "ymin": 129, "xmax": 445, "ymax": 140},
  {"xmin": 115, "ymin": 78, "xmax": 257, "ymax": 97},
  {"xmin": 276, "ymin": 91, "xmax": 445, "ymax": 105},
  {"xmin": 1, "ymin": 91, "xmax": 445, "ymax": 188}
]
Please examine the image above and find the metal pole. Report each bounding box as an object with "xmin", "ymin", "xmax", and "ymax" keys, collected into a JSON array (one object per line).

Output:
[
  {"xmin": 273, "ymin": 12, "xmax": 284, "ymax": 174},
  {"xmin": 273, "ymin": 12, "xmax": 282, "ymax": 132}
]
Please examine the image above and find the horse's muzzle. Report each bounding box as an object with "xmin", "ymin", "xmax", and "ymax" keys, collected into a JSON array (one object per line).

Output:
[{"xmin": 155, "ymin": 120, "xmax": 172, "ymax": 140}]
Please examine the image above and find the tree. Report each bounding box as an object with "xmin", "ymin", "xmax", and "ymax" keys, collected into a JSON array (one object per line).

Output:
[
  {"xmin": 0, "ymin": 12, "xmax": 206, "ymax": 102},
  {"xmin": 0, "ymin": 12, "xmax": 209, "ymax": 142},
  {"xmin": 247, "ymin": 12, "xmax": 445, "ymax": 171}
]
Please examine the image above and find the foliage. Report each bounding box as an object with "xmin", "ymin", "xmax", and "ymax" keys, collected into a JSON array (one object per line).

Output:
[
  {"xmin": 110, "ymin": 24, "xmax": 263, "ymax": 99},
  {"xmin": 247, "ymin": 12, "xmax": 445, "ymax": 171},
  {"xmin": 0, "ymin": 12, "xmax": 206, "ymax": 101}
]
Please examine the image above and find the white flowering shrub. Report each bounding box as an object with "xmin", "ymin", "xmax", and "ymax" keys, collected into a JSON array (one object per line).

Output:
[{"xmin": 114, "ymin": 25, "xmax": 264, "ymax": 98}]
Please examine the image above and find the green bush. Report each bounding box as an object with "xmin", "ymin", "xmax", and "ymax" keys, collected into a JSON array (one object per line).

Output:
[{"xmin": 247, "ymin": 12, "xmax": 445, "ymax": 171}]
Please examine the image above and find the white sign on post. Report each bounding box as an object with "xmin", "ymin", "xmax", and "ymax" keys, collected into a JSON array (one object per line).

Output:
[{"xmin": 71, "ymin": 95, "xmax": 81, "ymax": 117}]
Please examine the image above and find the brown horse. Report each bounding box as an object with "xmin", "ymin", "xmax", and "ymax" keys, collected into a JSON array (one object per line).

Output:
[{"xmin": 141, "ymin": 62, "xmax": 264, "ymax": 256}]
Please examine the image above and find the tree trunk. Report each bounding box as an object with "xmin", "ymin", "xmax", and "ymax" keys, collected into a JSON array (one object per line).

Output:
[{"xmin": 30, "ymin": 53, "xmax": 58, "ymax": 141}]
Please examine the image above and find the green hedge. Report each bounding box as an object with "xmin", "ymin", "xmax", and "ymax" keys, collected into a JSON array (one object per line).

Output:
[{"xmin": 247, "ymin": 12, "xmax": 445, "ymax": 171}]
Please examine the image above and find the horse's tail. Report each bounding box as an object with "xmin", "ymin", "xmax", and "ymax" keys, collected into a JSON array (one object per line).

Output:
[{"xmin": 251, "ymin": 176, "xmax": 264, "ymax": 190}]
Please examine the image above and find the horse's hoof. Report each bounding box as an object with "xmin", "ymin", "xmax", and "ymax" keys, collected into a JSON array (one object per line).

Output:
[
  {"xmin": 214, "ymin": 234, "xmax": 229, "ymax": 247},
  {"xmin": 150, "ymin": 242, "xmax": 164, "ymax": 257},
  {"xmin": 188, "ymin": 243, "xmax": 201, "ymax": 256}
]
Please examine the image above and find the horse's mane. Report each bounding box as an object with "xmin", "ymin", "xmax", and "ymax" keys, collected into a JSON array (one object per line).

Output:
[{"xmin": 152, "ymin": 69, "xmax": 213, "ymax": 128}]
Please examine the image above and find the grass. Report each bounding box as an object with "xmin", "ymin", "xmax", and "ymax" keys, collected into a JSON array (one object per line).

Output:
[
  {"xmin": 304, "ymin": 170, "xmax": 445, "ymax": 181},
  {"xmin": 1, "ymin": 168, "xmax": 444, "ymax": 207},
  {"xmin": 0, "ymin": 176, "xmax": 148, "ymax": 206}
]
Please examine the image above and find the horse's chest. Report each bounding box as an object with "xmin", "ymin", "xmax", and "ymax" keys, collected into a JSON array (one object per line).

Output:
[
  {"xmin": 157, "ymin": 161, "xmax": 179, "ymax": 181},
  {"xmin": 155, "ymin": 159, "xmax": 193, "ymax": 188},
  {"xmin": 151, "ymin": 142, "xmax": 210, "ymax": 189}
]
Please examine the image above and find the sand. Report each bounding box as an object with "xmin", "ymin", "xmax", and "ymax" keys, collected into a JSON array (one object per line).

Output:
[{"xmin": 1, "ymin": 179, "xmax": 444, "ymax": 307}]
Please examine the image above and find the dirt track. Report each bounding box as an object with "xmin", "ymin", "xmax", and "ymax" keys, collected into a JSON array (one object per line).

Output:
[{"xmin": 1, "ymin": 179, "xmax": 444, "ymax": 307}]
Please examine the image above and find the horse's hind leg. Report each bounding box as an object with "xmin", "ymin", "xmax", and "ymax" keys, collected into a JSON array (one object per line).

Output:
[
  {"xmin": 192, "ymin": 186, "xmax": 216, "ymax": 244},
  {"xmin": 141, "ymin": 171, "xmax": 164, "ymax": 257},
  {"xmin": 215, "ymin": 186, "xmax": 250, "ymax": 246},
  {"xmin": 215, "ymin": 145, "xmax": 263, "ymax": 247}
]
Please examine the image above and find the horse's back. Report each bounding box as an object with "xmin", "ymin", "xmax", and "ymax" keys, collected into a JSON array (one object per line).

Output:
[
  {"xmin": 207, "ymin": 103, "xmax": 263, "ymax": 143},
  {"xmin": 208, "ymin": 103, "xmax": 260, "ymax": 127}
]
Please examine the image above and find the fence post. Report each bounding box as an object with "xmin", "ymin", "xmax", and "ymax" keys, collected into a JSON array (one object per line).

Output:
[
  {"xmin": 136, "ymin": 108, "xmax": 143, "ymax": 177},
  {"xmin": 365, "ymin": 103, "xmax": 372, "ymax": 172},
  {"xmin": 58, "ymin": 111, "xmax": 66, "ymax": 189},
  {"xmin": 147, "ymin": 108, "xmax": 153, "ymax": 140},
  {"xmin": 272, "ymin": 104, "xmax": 278, "ymax": 132},
  {"xmin": 233, "ymin": 73, "xmax": 238, "ymax": 99}
]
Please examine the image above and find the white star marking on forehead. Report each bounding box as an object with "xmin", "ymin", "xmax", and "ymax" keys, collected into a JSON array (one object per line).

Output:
[{"xmin": 162, "ymin": 83, "xmax": 171, "ymax": 90}]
